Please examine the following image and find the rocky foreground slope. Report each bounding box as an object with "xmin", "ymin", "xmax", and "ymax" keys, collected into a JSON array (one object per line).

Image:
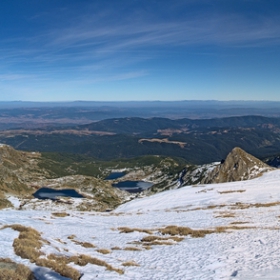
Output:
[{"xmin": 0, "ymin": 144, "xmax": 130, "ymax": 211}]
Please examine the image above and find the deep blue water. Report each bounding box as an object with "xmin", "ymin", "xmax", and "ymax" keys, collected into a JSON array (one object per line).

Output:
[
  {"xmin": 105, "ymin": 172, "xmax": 126, "ymax": 180},
  {"xmin": 33, "ymin": 187, "xmax": 84, "ymax": 200},
  {"xmin": 112, "ymin": 181, "xmax": 153, "ymax": 193}
]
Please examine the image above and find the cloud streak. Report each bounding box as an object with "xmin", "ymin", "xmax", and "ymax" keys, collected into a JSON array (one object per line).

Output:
[
  {"xmin": 1, "ymin": 1, "xmax": 280, "ymax": 101},
  {"xmin": 3, "ymin": 4, "xmax": 280, "ymax": 70},
  {"xmin": 44, "ymin": 9, "xmax": 280, "ymax": 52}
]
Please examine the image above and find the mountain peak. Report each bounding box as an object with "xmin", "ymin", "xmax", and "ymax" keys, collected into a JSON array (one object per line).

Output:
[{"xmin": 203, "ymin": 147, "xmax": 273, "ymax": 184}]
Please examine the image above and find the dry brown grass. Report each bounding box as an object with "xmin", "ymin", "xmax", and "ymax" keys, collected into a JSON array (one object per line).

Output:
[
  {"xmin": 124, "ymin": 247, "xmax": 142, "ymax": 251},
  {"xmin": 122, "ymin": 261, "xmax": 140, "ymax": 267},
  {"xmin": 80, "ymin": 242, "xmax": 95, "ymax": 248},
  {"xmin": 265, "ymin": 226, "xmax": 280, "ymax": 230},
  {"xmin": 165, "ymin": 208, "xmax": 191, "ymax": 213},
  {"xmin": 111, "ymin": 246, "xmax": 121, "ymax": 250},
  {"xmin": 213, "ymin": 226, "xmax": 227, "ymax": 233},
  {"xmin": 66, "ymin": 233, "xmax": 95, "ymax": 248},
  {"xmin": 215, "ymin": 225, "xmax": 254, "ymax": 232},
  {"xmin": 183, "ymin": 205, "xmax": 226, "ymax": 211},
  {"xmin": 158, "ymin": 224, "xmax": 255, "ymax": 237},
  {"xmin": 192, "ymin": 201, "xmax": 280, "ymax": 211},
  {"xmin": 197, "ymin": 188, "xmax": 214, "ymax": 194},
  {"xmin": 140, "ymin": 236, "xmax": 161, "ymax": 242},
  {"xmin": 49, "ymin": 254, "xmax": 124, "ymax": 274},
  {"xmin": 118, "ymin": 224, "xmax": 242, "ymax": 243},
  {"xmin": 52, "ymin": 212, "xmax": 69, "ymax": 217},
  {"xmin": 230, "ymin": 221, "xmax": 249, "ymax": 225},
  {"xmin": 214, "ymin": 212, "xmax": 236, "ymax": 218},
  {"xmin": 36, "ymin": 258, "xmax": 80, "ymax": 280},
  {"xmin": 118, "ymin": 227, "xmax": 153, "ymax": 234},
  {"xmin": 141, "ymin": 235, "xmax": 184, "ymax": 243},
  {"xmin": 144, "ymin": 240, "xmax": 174, "ymax": 246},
  {"xmin": 127, "ymin": 241, "xmax": 141, "ymax": 245},
  {"xmin": 231, "ymin": 201, "xmax": 280, "ymax": 210},
  {"xmin": 6, "ymin": 224, "xmax": 124, "ymax": 278},
  {"xmin": 72, "ymin": 240, "xmax": 96, "ymax": 248},
  {"xmin": 254, "ymin": 202, "xmax": 280, "ymax": 208},
  {"xmin": 97, "ymin": 248, "xmax": 111, "ymax": 254},
  {"xmin": 0, "ymin": 197, "xmax": 13, "ymax": 210},
  {"xmin": 206, "ymin": 204, "xmax": 227, "ymax": 209},
  {"xmin": 67, "ymin": 234, "xmax": 76, "ymax": 239},
  {"xmin": 170, "ymin": 236, "xmax": 185, "ymax": 242},
  {"xmin": 39, "ymin": 254, "xmax": 124, "ymax": 276},
  {"xmin": 6, "ymin": 224, "xmax": 81, "ymax": 279},
  {"xmin": 108, "ymin": 212, "xmax": 126, "ymax": 216},
  {"xmin": 218, "ymin": 190, "xmax": 246, "ymax": 194},
  {"xmin": 159, "ymin": 225, "xmax": 215, "ymax": 238},
  {"xmin": 55, "ymin": 238, "xmax": 67, "ymax": 244},
  {"xmin": 8, "ymin": 224, "xmax": 44, "ymax": 262},
  {"xmin": 0, "ymin": 258, "xmax": 34, "ymax": 280}
]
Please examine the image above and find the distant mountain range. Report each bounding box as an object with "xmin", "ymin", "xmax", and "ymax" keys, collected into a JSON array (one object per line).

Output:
[{"xmin": 2, "ymin": 100, "xmax": 280, "ymax": 130}]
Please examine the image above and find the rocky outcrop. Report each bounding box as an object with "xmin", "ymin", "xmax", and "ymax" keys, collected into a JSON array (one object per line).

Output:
[
  {"xmin": 0, "ymin": 144, "xmax": 130, "ymax": 210},
  {"xmin": 202, "ymin": 147, "xmax": 274, "ymax": 184}
]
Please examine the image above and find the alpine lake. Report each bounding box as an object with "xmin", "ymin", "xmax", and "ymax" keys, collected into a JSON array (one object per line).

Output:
[{"xmin": 105, "ymin": 172, "xmax": 153, "ymax": 193}]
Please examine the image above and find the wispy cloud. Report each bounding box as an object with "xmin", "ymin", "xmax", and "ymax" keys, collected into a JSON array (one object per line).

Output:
[
  {"xmin": 73, "ymin": 70, "xmax": 148, "ymax": 84},
  {"xmin": 2, "ymin": 1, "xmax": 280, "ymax": 85},
  {"xmin": 43, "ymin": 9, "xmax": 280, "ymax": 52},
  {"xmin": 0, "ymin": 74, "xmax": 37, "ymax": 82},
  {"xmin": 5, "ymin": 5, "xmax": 280, "ymax": 57}
]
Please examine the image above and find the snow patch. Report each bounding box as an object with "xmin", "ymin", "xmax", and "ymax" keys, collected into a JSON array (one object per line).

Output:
[{"xmin": 1, "ymin": 170, "xmax": 280, "ymax": 278}]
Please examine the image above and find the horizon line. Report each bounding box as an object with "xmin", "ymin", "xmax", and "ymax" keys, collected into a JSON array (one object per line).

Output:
[{"xmin": 1, "ymin": 100, "xmax": 280, "ymax": 103}]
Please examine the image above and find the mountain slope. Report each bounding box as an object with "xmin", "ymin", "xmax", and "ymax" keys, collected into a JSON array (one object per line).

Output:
[
  {"xmin": 116, "ymin": 169, "xmax": 280, "ymax": 212},
  {"xmin": 147, "ymin": 147, "xmax": 273, "ymax": 194},
  {"xmin": 3, "ymin": 115, "xmax": 280, "ymax": 164},
  {"xmin": 2, "ymin": 170, "xmax": 280, "ymax": 279},
  {"xmin": 0, "ymin": 144, "xmax": 130, "ymax": 210}
]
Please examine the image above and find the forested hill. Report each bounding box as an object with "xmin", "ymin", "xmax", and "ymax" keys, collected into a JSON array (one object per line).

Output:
[
  {"xmin": 78, "ymin": 115, "xmax": 280, "ymax": 134},
  {"xmin": 1, "ymin": 115, "xmax": 280, "ymax": 164}
]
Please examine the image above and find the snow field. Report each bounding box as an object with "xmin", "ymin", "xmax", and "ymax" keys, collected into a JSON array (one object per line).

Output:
[{"xmin": 1, "ymin": 170, "xmax": 280, "ymax": 279}]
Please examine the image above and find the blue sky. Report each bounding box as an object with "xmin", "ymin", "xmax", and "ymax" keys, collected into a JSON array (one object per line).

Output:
[{"xmin": 1, "ymin": 0, "xmax": 280, "ymax": 101}]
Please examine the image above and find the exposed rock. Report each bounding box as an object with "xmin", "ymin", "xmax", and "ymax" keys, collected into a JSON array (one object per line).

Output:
[
  {"xmin": 0, "ymin": 143, "xmax": 273, "ymax": 209},
  {"xmin": 201, "ymin": 147, "xmax": 274, "ymax": 184},
  {"xmin": 0, "ymin": 144, "xmax": 130, "ymax": 210},
  {"xmin": 30, "ymin": 175, "xmax": 130, "ymax": 211},
  {"xmin": 178, "ymin": 162, "xmax": 220, "ymax": 186},
  {"xmin": 113, "ymin": 157, "xmax": 184, "ymax": 194},
  {"xmin": 144, "ymin": 147, "xmax": 274, "ymax": 194}
]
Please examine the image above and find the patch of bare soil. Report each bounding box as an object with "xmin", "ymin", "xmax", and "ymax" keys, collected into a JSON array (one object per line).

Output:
[{"xmin": 138, "ymin": 138, "xmax": 186, "ymax": 148}]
